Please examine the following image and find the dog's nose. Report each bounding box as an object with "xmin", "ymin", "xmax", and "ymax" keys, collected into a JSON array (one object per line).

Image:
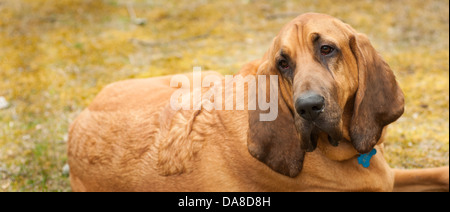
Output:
[{"xmin": 295, "ymin": 92, "xmax": 325, "ymax": 121}]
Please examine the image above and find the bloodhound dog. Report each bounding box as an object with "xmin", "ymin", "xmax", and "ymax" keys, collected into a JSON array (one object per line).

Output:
[{"xmin": 68, "ymin": 13, "xmax": 449, "ymax": 191}]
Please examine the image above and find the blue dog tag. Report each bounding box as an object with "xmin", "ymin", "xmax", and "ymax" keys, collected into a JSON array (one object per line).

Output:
[{"xmin": 357, "ymin": 149, "xmax": 377, "ymax": 168}]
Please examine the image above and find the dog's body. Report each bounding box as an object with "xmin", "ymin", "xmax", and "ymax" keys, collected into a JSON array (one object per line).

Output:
[{"xmin": 68, "ymin": 13, "xmax": 449, "ymax": 192}]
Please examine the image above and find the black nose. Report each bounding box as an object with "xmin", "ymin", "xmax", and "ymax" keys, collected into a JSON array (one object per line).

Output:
[{"xmin": 295, "ymin": 92, "xmax": 325, "ymax": 121}]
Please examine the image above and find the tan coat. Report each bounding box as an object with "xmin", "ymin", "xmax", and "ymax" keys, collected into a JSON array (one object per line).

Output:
[{"xmin": 68, "ymin": 13, "xmax": 449, "ymax": 192}]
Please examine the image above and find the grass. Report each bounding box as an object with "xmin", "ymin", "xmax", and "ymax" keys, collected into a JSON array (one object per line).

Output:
[{"xmin": 0, "ymin": 0, "xmax": 448, "ymax": 191}]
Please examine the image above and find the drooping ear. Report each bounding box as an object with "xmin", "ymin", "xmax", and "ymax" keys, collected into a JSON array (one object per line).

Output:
[
  {"xmin": 349, "ymin": 33, "xmax": 404, "ymax": 153},
  {"xmin": 247, "ymin": 61, "xmax": 305, "ymax": 178}
]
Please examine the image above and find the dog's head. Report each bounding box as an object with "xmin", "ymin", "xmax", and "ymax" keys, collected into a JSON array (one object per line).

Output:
[{"xmin": 247, "ymin": 13, "xmax": 404, "ymax": 177}]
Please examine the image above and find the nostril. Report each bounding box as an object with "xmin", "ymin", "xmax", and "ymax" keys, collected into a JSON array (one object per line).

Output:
[
  {"xmin": 312, "ymin": 105, "xmax": 322, "ymax": 111},
  {"xmin": 299, "ymin": 109, "xmax": 306, "ymax": 115}
]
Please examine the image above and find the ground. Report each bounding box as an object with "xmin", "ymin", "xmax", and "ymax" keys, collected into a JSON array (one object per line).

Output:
[{"xmin": 0, "ymin": 0, "xmax": 448, "ymax": 191}]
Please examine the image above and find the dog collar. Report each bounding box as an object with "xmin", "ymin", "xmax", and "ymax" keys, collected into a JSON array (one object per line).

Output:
[{"xmin": 357, "ymin": 148, "xmax": 377, "ymax": 168}]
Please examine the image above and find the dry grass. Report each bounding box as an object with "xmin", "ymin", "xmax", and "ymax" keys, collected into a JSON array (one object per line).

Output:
[{"xmin": 0, "ymin": 0, "xmax": 448, "ymax": 191}]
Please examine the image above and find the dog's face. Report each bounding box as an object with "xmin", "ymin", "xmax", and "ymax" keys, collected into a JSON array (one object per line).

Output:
[
  {"xmin": 247, "ymin": 13, "xmax": 404, "ymax": 177},
  {"xmin": 271, "ymin": 13, "xmax": 360, "ymax": 152}
]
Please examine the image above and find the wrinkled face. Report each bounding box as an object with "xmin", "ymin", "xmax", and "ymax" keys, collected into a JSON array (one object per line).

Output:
[
  {"xmin": 270, "ymin": 14, "xmax": 359, "ymax": 151},
  {"xmin": 248, "ymin": 13, "xmax": 404, "ymax": 177}
]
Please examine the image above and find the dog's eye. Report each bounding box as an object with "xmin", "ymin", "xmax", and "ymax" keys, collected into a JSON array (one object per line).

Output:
[
  {"xmin": 278, "ymin": 59, "xmax": 290, "ymax": 70},
  {"xmin": 320, "ymin": 45, "xmax": 334, "ymax": 55}
]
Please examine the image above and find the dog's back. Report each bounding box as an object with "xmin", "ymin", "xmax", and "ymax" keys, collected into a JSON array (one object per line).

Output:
[{"xmin": 68, "ymin": 72, "xmax": 234, "ymax": 191}]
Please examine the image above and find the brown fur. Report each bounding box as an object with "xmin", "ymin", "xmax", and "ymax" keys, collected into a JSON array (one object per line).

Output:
[{"xmin": 68, "ymin": 13, "xmax": 449, "ymax": 191}]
